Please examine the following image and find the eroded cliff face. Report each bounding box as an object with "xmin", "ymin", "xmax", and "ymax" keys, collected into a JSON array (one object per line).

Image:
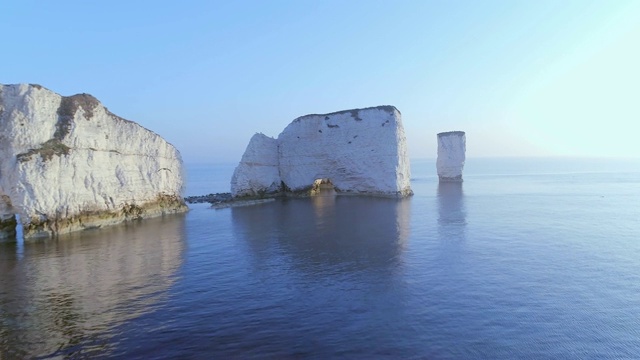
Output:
[
  {"xmin": 231, "ymin": 106, "xmax": 412, "ymax": 198},
  {"xmin": 437, "ymin": 131, "xmax": 466, "ymax": 182},
  {"xmin": 0, "ymin": 84, "xmax": 187, "ymax": 238},
  {"xmin": 230, "ymin": 133, "xmax": 281, "ymax": 197}
]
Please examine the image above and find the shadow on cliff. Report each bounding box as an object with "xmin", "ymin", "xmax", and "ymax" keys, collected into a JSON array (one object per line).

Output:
[
  {"xmin": 0, "ymin": 214, "xmax": 187, "ymax": 358},
  {"xmin": 230, "ymin": 194, "xmax": 411, "ymax": 276}
]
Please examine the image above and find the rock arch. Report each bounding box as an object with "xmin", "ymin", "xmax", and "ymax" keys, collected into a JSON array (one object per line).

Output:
[
  {"xmin": 0, "ymin": 193, "xmax": 17, "ymax": 239},
  {"xmin": 310, "ymin": 178, "xmax": 335, "ymax": 196},
  {"xmin": 231, "ymin": 106, "xmax": 413, "ymax": 198},
  {"xmin": 0, "ymin": 162, "xmax": 19, "ymax": 239}
]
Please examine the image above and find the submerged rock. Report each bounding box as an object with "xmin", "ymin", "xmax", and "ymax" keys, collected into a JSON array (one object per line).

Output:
[
  {"xmin": 0, "ymin": 84, "xmax": 187, "ymax": 239},
  {"xmin": 184, "ymin": 192, "xmax": 275, "ymax": 209},
  {"xmin": 437, "ymin": 131, "xmax": 466, "ymax": 182},
  {"xmin": 184, "ymin": 193, "xmax": 233, "ymax": 204},
  {"xmin": 231, "ymin": 106, "xmax": 413, "ymax": 198}
]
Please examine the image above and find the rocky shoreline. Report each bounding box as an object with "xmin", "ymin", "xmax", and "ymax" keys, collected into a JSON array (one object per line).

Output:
[
  {"xmin": 184, "ymin": 193, "xmax": 233, "ymax": 204},
  {"xmin": 184, "ymin": 193, "xmax": 275, "ymax": 209}
]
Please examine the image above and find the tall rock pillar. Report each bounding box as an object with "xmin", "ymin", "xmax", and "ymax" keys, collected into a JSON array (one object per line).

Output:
[{"xmin": 437, "ymin": 131, "xmax": 466, "ymax": 182}]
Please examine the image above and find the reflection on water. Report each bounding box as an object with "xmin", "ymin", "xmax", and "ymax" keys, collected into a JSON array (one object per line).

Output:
[
  {"xmin": 231, "ymin": 194, "xmax": 411, "ymax": 274},
  {"xmin": 437, "ymin": 182, "xmax": 466, "ymax": 240},
  {"xmin": 221, "ymin": 194, "xmax": 414, "ymax": 357},
  {"xmin": 0, "ymin": 214, "xmax": 186, "ymax": 358}
]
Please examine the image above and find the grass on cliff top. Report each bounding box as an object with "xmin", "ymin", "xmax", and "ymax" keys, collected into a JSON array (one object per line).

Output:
[{"xmin": 16, "ymin": 139, "xmax": 71, "ymax": 162}]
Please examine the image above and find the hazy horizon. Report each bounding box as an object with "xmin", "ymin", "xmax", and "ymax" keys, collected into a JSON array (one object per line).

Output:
[{"xmin": 187, "ymin": 154, "xmax": 640, "ymax": 165}]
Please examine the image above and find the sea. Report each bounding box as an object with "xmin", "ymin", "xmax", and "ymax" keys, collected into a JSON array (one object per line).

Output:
[{"xmin": 1, "ymin": 157, "xmax": 639, "ymax": 359}]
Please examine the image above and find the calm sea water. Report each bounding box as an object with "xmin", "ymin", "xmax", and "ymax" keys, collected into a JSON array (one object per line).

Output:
[{"xmin": 1, "ymin": 158, "xmax": 639, "ymax": 359}]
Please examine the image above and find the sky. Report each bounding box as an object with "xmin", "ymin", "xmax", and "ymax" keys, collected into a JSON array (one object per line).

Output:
[{"xmin": 3, "ymin": 0, "xmax": 640, "ymax": 162}]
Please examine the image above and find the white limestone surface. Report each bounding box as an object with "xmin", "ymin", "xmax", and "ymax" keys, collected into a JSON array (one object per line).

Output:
[
  {"xmin": 231, "ymin": 133, "xmax": 281, "ymax": 197},
  {"xmin": 436, "ymin": 131, "xmax": 466, "ymax": 182},
  {"xmin": 231, "ymin": 106, "xmax": 413, "ymax": 197},
  {"xmin": 0, "ymin": 84, "xmax": 187, "ymax": 238}
]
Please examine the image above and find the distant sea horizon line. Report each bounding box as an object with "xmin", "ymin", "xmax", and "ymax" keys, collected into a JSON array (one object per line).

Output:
[{"xmin": 184, "ymin": 155, "xmax": 640, "ymax": 165}]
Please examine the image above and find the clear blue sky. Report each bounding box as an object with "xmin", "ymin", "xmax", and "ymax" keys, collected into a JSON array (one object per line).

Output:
[{"xmin": 3, "ymin": 0, "xmax": 639, "ymax": 162}]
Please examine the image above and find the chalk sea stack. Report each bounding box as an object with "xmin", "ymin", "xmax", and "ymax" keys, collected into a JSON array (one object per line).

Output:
[
  {"xmin": 0, "ymin": 84, "xmax": 187, "ymax": 239},
  {"xmin": 437, "ymin": 131, "xmax": 466, "ymax": 182},
  {"xmin": 232, "ymin": 106, "xmax": 412, "ymax": 198}
]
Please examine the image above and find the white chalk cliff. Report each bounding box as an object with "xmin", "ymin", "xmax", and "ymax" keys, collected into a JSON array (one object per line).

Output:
[
  {"xmin": 232, "ymin": 106, "xmax": 412, "ymax": 197},
  {"xmin": 230, "ymin": 133, "xmax": 281, "ymax": 196},
  {"xmin": 437, "ymin": 131, "xmax": 466, "ymax": 182},
  {"xmin": 0, "ymin": 84, "xmax": 187, "ymax": 239}
]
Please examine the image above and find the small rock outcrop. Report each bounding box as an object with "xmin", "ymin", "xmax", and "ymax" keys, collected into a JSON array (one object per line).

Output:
[
  {"xmin": 437, "ymin": 131, "xmax": 466, "ymax": 182},
  {"xmin": 231, "ymin": 106, "xmax": 412, "ymax": 198},
  {"xmin": 0, "ymin": 84, "xmax": 187, "ymax": 239}
]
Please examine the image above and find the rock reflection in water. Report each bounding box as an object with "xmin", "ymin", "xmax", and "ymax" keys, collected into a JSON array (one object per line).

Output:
[
  {"xmin": 231, "ymin": 193, "xmax": 411, "ymax": 274},
  {"xmin": 437, "ymin": 182, "xmax": 466, "ymax": 240},
  {"xmin": 0, "ymin": 214, "xmax": 186, "ymax": 358}
]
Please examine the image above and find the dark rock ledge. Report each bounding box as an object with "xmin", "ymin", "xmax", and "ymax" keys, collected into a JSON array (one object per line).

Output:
[
  {"xmin": 184, "ymin": 193, "xmax": 233, "ymax": 204},
  {"xmin": 184, "ymin": 193, "xmax": 276, "ymax": 209}
]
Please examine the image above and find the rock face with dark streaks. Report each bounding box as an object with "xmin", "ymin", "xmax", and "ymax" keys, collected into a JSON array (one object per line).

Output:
[{"xmin": 0, "ymin": 84, "xmax": 187, "ymax": 239}]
